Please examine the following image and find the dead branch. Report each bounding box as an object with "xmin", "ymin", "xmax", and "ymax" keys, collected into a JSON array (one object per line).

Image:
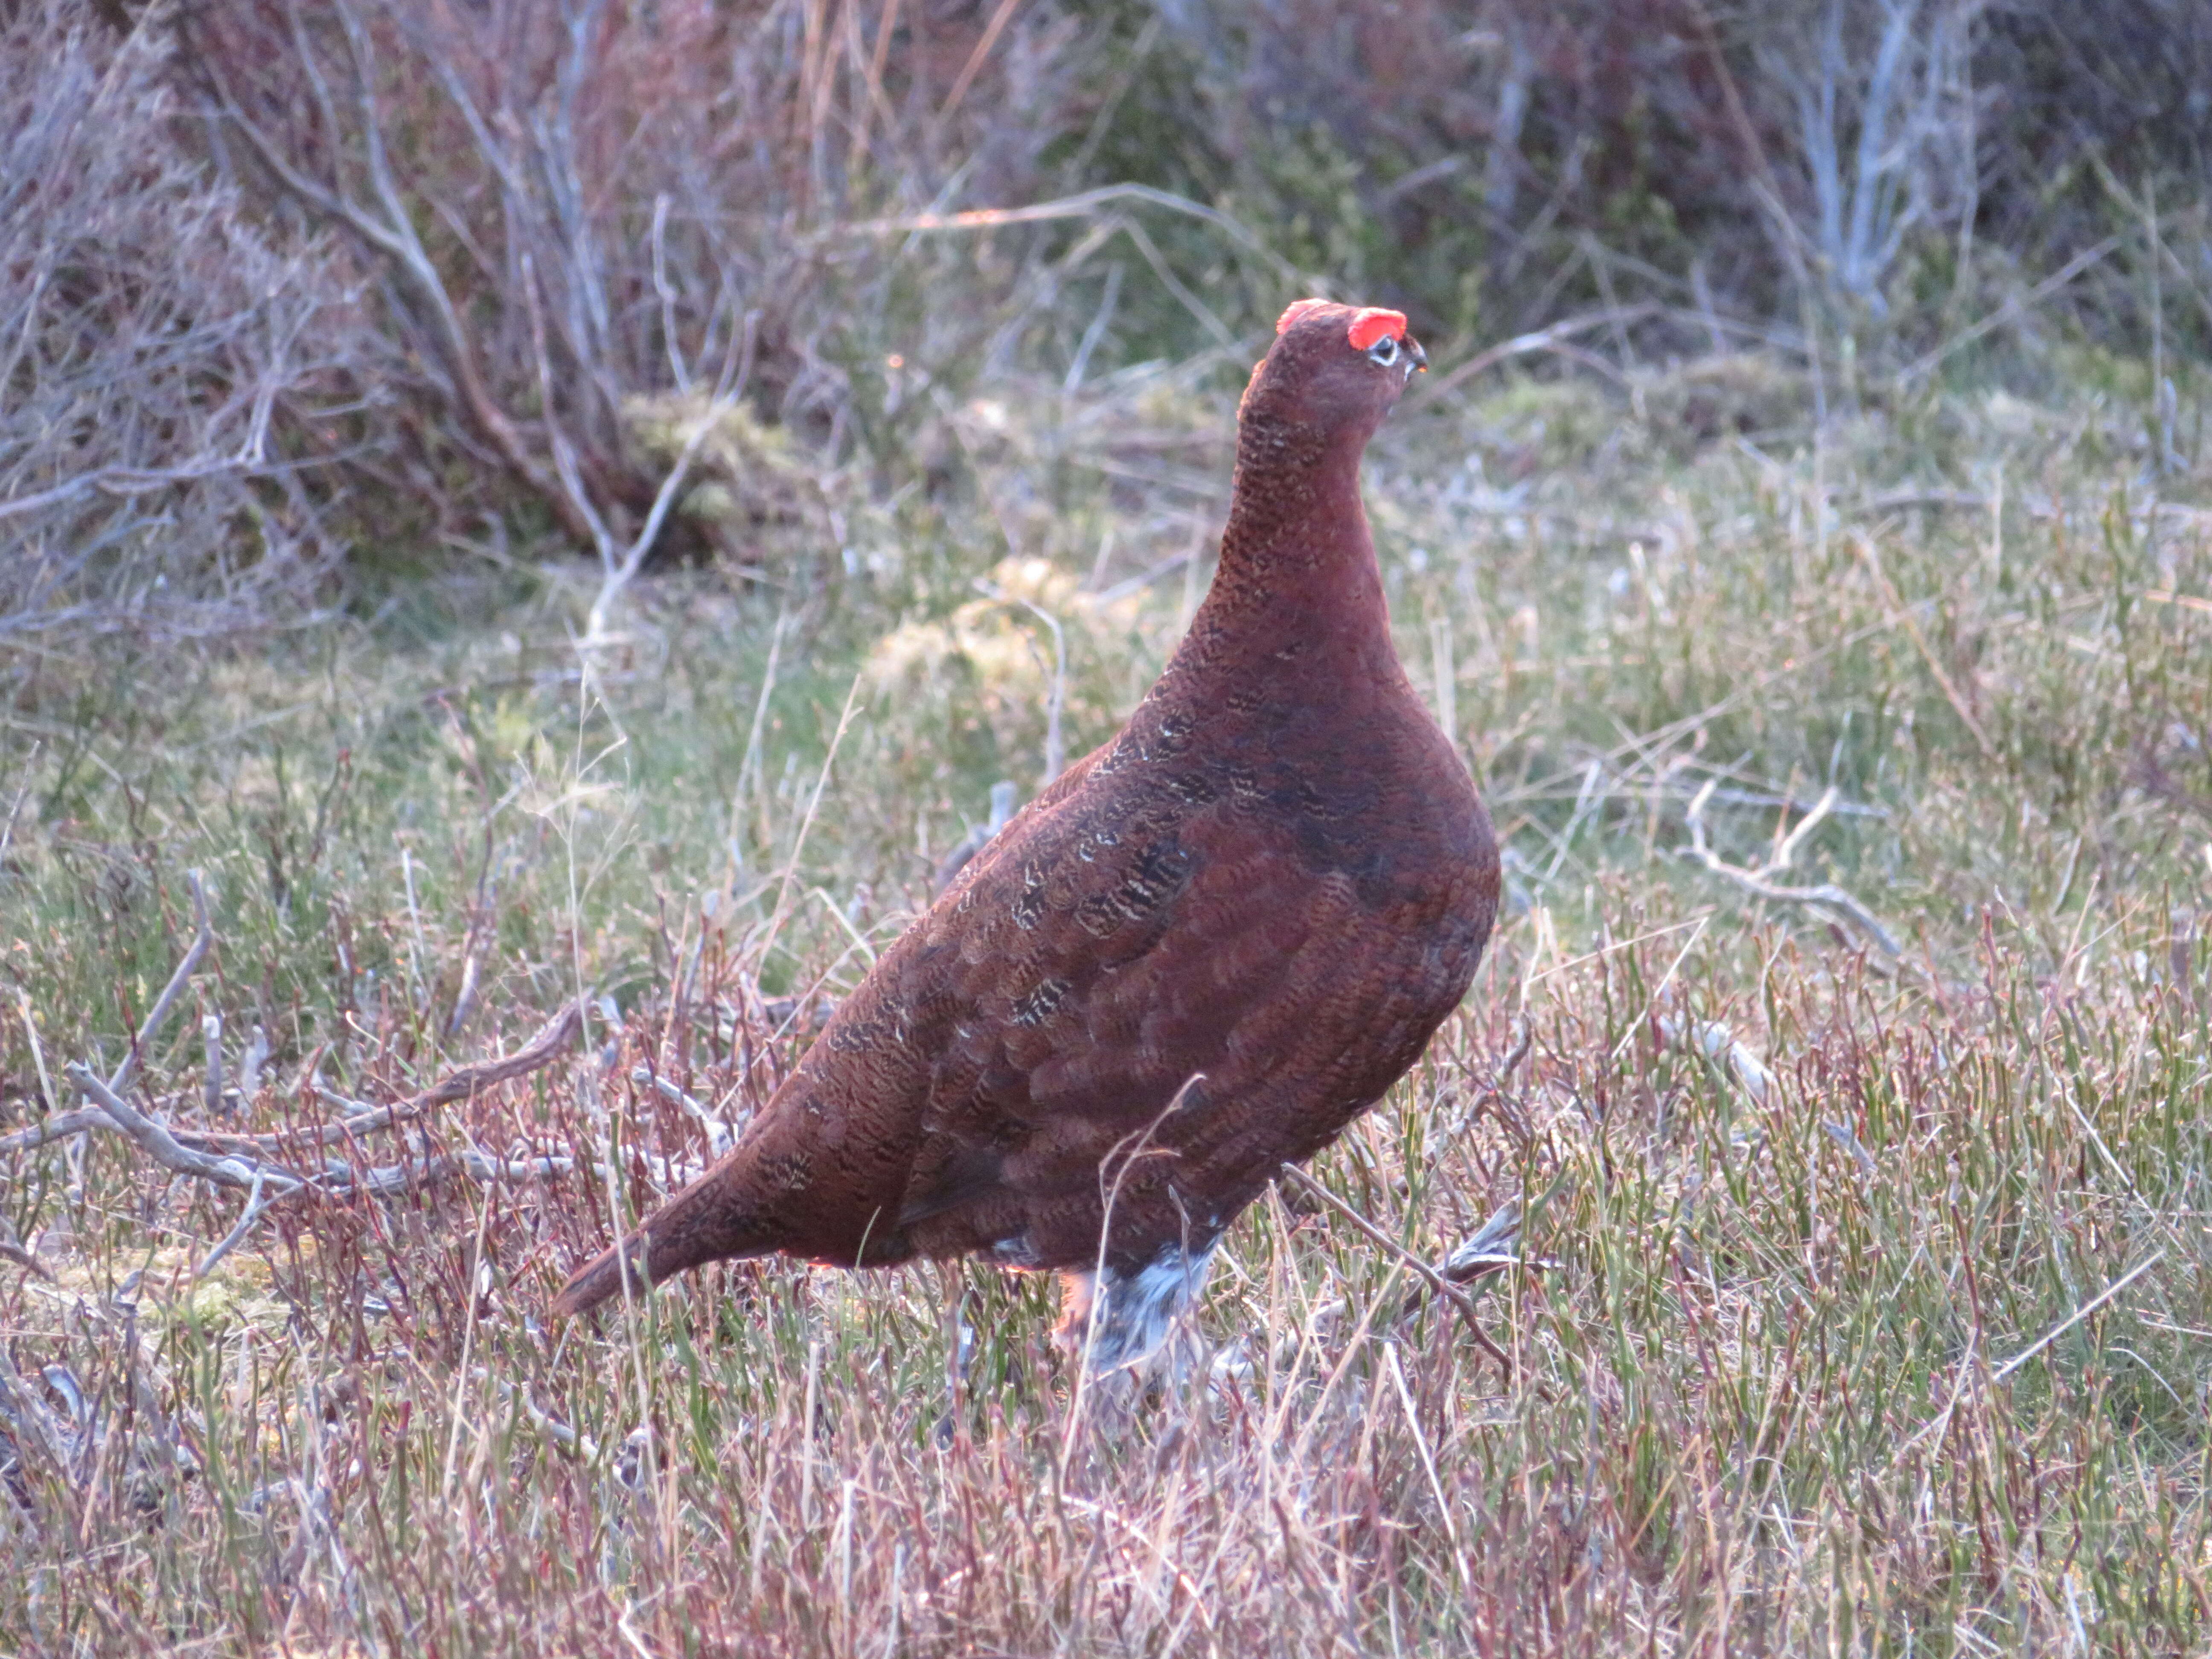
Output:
[
  {"xmin": 201, "ymin": 1014, "xmax": 224, "ymax": 1120},
  {"xmin": 49, "ymin": 1062, "xmax": 582, "ymax": 1275},
  {"xmin": 1493, "ymin": 764, "xmax": 1888, "ymax": 819},
  {"xmin": 0, "ymin": 456, "xmax": 275, "ymax": 524},
  {"xmin": 359, "ymin": 998, "xmax": 586, "ymax": 1115},
  {"xmin": 0, "ymin": 1215, "xmax": 51, "ymax": 1283},
  {"xmin": 108, "ymin": 870, "xmax": 212, "ymax": 1097},
  {"xmin": 195, "ymin": 1166, "xmax": 282, "ymax": 1279},
  {"xmin": 14, "ymin": 939, "xmax": 587, "ymax": 1283},
  {"xmin": 179, "ymin": 0, "xmax": 777, "ymax": 614},
  {"xmin": 62, "ymin": 1065, "xmax": 304, "ymax": 1196},
  {"xmin": 576, "ymin": 309, "xmax": 759, "ymax": 665},
  {"xmin": 841, "ymin": 182, "xmax": 1304, "ymax": 284},
  {"xmin": 0, "ymin": 15, "xmax": 358, "ymax": 653},
  {"xmin": 321, "ymin": 1148, "xmax": 576, "ymax": 1199},
  {"xmin": 0, "ymin": 1109, "xmax": 120, "ymax": 1156},
  {"xmin": 975, "ymin": 580, "xmax": 1068, "ymax": 786},
  {"xmin": 1277, "ymin": 1164, "xmax": 1515, "ymax": 1384},
  {"xmin": 80, "ymin": 999, "xmax": 585, "ymax": 1162},
  {"xmin": 6, "ymin": 998, "xmax": 587, "ymax": 1163},
  {"xmin": 1681, "ymin": 779, "xmax": 1902, "ymax": 958},
  {"xmin": 1497, "ymin": 1014, "xmax": 1533, "ymax": 1086},
  {"xmin": 631, "ymin": 1067, "xmax": 736, "ymax": 1159}
]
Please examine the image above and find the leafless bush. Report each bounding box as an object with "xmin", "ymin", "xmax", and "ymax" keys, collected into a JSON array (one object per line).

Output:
[
  {"xmin": 1140, "ymin": 0, "xmax": 2200, "ymax": 358},
  {"xmin": 1754, "ymin": 0, "xmax": 1985, "ymax": 312},
  {"xmin": 0, "ymin": 1, "xmax": 368, "ymax": 661},
  {"xmin": 173, "ymin": 0, "xmax": 1114, "ymax": 626}
]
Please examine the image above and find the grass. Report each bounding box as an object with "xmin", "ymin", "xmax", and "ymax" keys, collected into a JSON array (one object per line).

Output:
[{"xmin": 2, "ymin": 336, "xmax": 2211, "ymax": 1655}]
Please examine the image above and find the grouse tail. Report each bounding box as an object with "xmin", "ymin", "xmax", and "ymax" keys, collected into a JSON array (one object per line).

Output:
[{"xmin": 551, "ymin": 1160, "xmax": 771, "ymax": 1317}]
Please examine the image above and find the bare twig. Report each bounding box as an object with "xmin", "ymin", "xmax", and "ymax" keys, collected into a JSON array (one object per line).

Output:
[
  {"xmin": 0, "ymin": 748, "xmax": 34, "ymax": 876},
  {"xmin": 934, "ymin": 780, "xmax": 1021, "ymax": 894},
  {"xmin": 1991, "ymin": 1252, "xmax": 2165, "ymax": 1383},
  {"xmin": 201, "ymin": 1013, "xmax": 224, "ymax": 1119},
  {"xmin": 15, "ymin": 997, "xmax": 586, "ymax": 1296},
  {"xmin": 323, "ymin": 1148, "xmax": 575, "ymax": 1199},
  {"xmin": 11, "ymin": 987, "xmax": 59, "ymax": 1121},
  {"xmin": 63, "ymin": 1065, "xmax": 303, "ymax": 1196},
  {"xmin": 188, "ymin": 11, "xmax": 586, "ymax": 540},
  {"xmin": 1417, "ymin": 305, "xmax": 1662, "ymax": 401},
  {"xmin": 632, "ymin": 1066, "xmax": 736, "ymax": 1158},
  {"xmin": 0, "ymin": 18, "xmax": 357, "ymax": 651},
  {"xmin": 1681, "ymin": 780, "xmax": 1901, "ymax": 958},
  {"xmin": 1497, "ymin": 1013, "xmax": 1534, "ymax": 1084},
  {"xmin": 0, "ymin": 1215, "xmax": 51, "ymax": 1283},
  {"xmin": 976, "ymin": 580, "xmax": 1068, "ymax": 786},
  {"xmin": 1277, "ymin": 1165, "xmax": 1515, "ymax": 1383},
  {"xmin": 411, "ymin": 996, "xmax": 588, "ymax": 1109},
  {"xmin": 8, "ymin": 998, "xmax": 585, "ymax": 1161},
  {"xmin": 0, "ymin": 456, "xmax": 271, "ymax": 524},
  {"xmin": 196, "ymin": 1165, "xmax": 281, "ymax": 1279},
  {"xmin": 1898, "ymin": 237, "xmax": 2124, "ymax": 386},
  {"xmin": 192, "ymin": 998, "xmax": 587, "ymax": 1155},
  {"xmin": 0, "ymin": 1108, "xmax": 116, "ymax": 1156},
  {"xmin": 1853, "ymin": 532, "xmax": 1993, "ymax": 755},
  {"xmin": 1441, "ymin": 1200, "xmax": 1537, "ymax": 1283},
  {"xmin": 45, "ymin": 992, "xmax": 584, "ymax": 1274},
  {"xmin": 937, "ymin": 0, "xmax": 1023, "ymax": 122},
  {"xmin": 498, "ymin": 1377, "xmax": 600, "ymax": 1461},
  {"xmin": 108, "ymin": 870, "xmax": 212, "ymax": 1097},
  {"xmin": 581, "ymin": 311, "xmax": 759, "ymax": 657},
  {"xmin": 842, "ymin": 183, "xmax": 1304, "ymax": 285}
]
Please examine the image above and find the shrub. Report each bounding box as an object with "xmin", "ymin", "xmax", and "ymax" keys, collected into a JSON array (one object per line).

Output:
[{"xmin": 0, "ymin": 0, "xmax": 369, "ymax": 672}]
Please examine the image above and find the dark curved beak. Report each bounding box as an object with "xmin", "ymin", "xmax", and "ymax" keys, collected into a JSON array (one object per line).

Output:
[{"xmin": 1406, "ymin": 336, "xmax": 1428, "ymax": 374}]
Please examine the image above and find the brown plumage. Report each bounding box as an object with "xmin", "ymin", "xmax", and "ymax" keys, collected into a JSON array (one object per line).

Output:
[{"xmin": 554, "ymin": 299, "xmax": 1500, "ymax": 1366}]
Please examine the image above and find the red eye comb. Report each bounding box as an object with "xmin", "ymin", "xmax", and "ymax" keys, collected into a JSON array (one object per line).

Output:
[
  {"xmin": 1347, "ymin": 309, "xmax": 1407, "ymax": 351},
  {"xmin": 1275, "ymin": 299, "xmax": 1328, "ymax": 335}
]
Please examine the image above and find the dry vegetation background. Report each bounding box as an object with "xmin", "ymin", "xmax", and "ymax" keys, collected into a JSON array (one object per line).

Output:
[{"xmin": 3, "ymin": 0, "xmax": 2212, "ymax": 1652}]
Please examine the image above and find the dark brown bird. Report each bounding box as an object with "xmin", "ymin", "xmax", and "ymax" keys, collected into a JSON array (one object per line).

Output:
[{"xmin": 554, "ymin": 299, "xmax": 1500, "ymax": 1369}]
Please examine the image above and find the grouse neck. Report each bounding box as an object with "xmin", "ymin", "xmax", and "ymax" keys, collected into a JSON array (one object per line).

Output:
[
  {"xmin": 1194, "ymin": 415, "xmax": 1391, "ymax": 664},
  {"xmin": 1215, "ymin": 416, "xmax": 1371, "ymax": 576}
]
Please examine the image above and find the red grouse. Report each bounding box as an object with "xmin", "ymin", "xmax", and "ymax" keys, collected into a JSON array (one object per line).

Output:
[{"xmin": 555, "ymin": 300, "xmax": 1500, "ymax": 1368}]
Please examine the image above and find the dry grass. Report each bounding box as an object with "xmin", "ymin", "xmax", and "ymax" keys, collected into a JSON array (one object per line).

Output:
[{"xmin": 4, "ymin": 326, "xmax": 2209, "ymax": 1653}]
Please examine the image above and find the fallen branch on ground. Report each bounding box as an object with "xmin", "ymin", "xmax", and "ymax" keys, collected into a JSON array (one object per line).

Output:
[
  {"xmin": 111, "ymin": 870, "xmax": 212, "ymax": 1098},
  {"xmin": 5, "ymin": 999, "xmax": 585, "ymax": 1160},
  {"xmin": 1680, "ymin": 779, "xmax": 1902, "ymax": 958},
  {"xmin": 183, "ymin": 999, "xmax": 586, "ymax": 1156},
  {"xmin": 61, "ymin": 1066, "xmax": 302, "ymax": 1196},
  {"xmin": 7, "ymin": 873, "xmax": 591, "ymax": 1278}
]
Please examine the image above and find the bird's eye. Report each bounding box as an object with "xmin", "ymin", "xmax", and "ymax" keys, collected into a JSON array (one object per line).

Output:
[{"xmin": 1367, "ymin": 335, "xmax": 1399, "ymax": 367}]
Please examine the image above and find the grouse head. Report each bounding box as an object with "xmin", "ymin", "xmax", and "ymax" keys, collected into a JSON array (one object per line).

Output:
[{"xmin": 1239, "ymin": 299, "xmax": 1427, "ymax": 447}]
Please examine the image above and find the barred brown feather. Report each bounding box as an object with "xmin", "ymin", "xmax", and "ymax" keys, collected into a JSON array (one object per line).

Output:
[{"xmin": 553, "ymin": 300, "xmax": 1498, "ymax": 1361}]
